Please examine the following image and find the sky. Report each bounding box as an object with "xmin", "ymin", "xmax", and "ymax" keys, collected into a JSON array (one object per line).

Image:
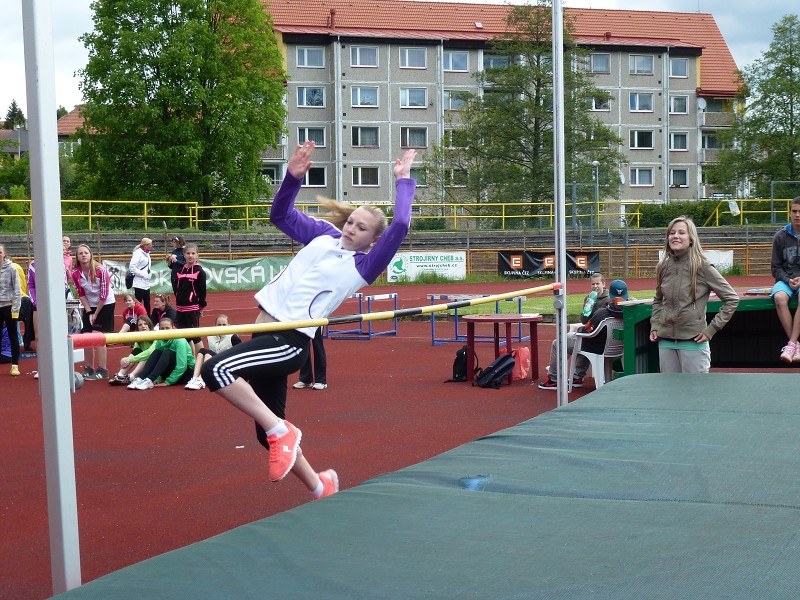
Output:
[{"xmin": 0, "ymin": 0, "xmax": 794, "ymax": 118}]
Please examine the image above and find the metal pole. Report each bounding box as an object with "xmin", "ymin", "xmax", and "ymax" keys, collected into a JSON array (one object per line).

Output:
[
  {"xmin": 21, "ymin": 0, "xmax": 82, "ymax": 593},
  {"xmin": 592, "ymin": 160, "xmax": 600, "ymax": 229}
]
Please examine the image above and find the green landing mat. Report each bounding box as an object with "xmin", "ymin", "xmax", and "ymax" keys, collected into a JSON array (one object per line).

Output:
[{"xmin": 55, "ymin": 373, "xmax": 800, "ymax": 599}]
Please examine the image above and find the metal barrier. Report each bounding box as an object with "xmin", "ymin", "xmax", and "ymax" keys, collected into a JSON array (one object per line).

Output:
[
  {"xmin": 329, "ymin": 293, "xmax": 399, "ymax": 341},
  {"xmin": 428, "ymin": 293, "xmax": 526, "ymax": 346}
]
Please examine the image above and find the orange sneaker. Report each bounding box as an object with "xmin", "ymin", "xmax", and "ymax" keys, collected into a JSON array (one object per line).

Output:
[
  {"xmin": 315, "ymin": 469, "xmax": 339, "ymax": 500},
  {"xmin": 267, "ymin": 421, "xmax": 301, "ymax": 482}
]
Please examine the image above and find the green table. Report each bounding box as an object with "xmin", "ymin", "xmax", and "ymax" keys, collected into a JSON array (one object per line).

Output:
[{"xmin": 620, "ymin": 295, "xmax": 795, "ymax": 376}]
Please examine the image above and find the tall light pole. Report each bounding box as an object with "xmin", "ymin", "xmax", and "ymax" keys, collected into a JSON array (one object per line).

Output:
[{"xmin": 592, "ymin": 160, "xmax": 600, "ymax": 229}]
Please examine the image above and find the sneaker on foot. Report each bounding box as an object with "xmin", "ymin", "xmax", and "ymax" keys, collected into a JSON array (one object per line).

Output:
[
  {"xmin": 93, "ymin": 368, "xmax": 109, "ymax": 380},
  {"xmin": 781, "ymin": 342, "xmax": 797, "ymax": 363},
  {"xmin": 10, "ymin": 365, "xmax": 20, "ymax": 376},
  {"xmin": 793, "ymin": 346, "xmax": 800, "ymax": 363},
  {"xmin": 185, "ymin": 377, "xmax": 205, "ymax": 390},
  {"xmin": 135, "ymin": 378, "xmax": 154, "ymax": 390},
  {"xmin": 314, "ymin": 469, "xmax": 339, "ymax": 500},
  {"xmin": 537, "ymin": 377, "xmax": 558, "ymax": 390},
  {"xmin": 33, "ymin": 371, "xmax": 39, "ymax": 379},
  {"xmin": 82, "ymin": 365, "xmax": 95, "ymax": 378},
  {"xmin": 293, "ymin": 381, "xmax": 310, "ymax": 389},
  {"xmin": 571, "ymin": 376, "xmax": 584, "ymax": 388},
  {"xmin": 267, "ymin": 421, "xmax": 302, "ymax": 482},
  {"xmin": 109, "ymin": 374, "xmax": 128, "ymax": 386},
  {"xmin": 311, "ymin": 382, "xmax": 328, "ymax": 390},
  {"xmin": 127, "ymin": 377, "xmax": 144, "ymax": 390}
]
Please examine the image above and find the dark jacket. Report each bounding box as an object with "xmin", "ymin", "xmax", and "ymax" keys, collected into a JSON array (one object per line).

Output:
[
  {"xmin": 175, "ymin": 263, "xmax": 207, "ymax": 311},
  {"xmin": 771, "ymin": 224, "xmax": 800, "ymax": 284}
]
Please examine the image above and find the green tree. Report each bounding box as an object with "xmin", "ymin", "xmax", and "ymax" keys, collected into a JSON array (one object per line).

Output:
[
  {"xmin": 4, "ymin": 100, "xmax": 26, "ymax": 130},
  {"xmin": 708, "ymin": 15, "xmax": 800, "ymax": 198},
  {"xmin": 423, "ymin": 1, "xmax": 623, "ymax": 224},
  {"xmin": 57, "ymin": 106, "xmax": 68, "ymax": 119},
  {"xmin": 75, "ymin": 0, "xmax": 287, "ymax": 216}
]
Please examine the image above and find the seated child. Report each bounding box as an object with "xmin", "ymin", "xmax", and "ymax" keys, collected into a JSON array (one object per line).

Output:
[
  {"xmin": 127, "ymin": 317, "xmax": 195, "ymax": 390},
  {"xmin": 118, "ymin": 293, "xmax": 148, "ymax": 334},
  {"xmin": 109, "ymin": 316, "xmax": 156, "ymax": 385},
  {"xmin": 185, "ymin": 313, "xmax": 241, "ymax": 390}
]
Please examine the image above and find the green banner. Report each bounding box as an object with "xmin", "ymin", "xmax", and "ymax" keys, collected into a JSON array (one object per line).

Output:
[{"xmin": 104, "ymin": 256, "xmax": 292, "ymax": 296}]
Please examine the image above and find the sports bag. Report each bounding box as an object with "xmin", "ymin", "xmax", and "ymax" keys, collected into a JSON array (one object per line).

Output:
[
  {"xmin": 472, "ymin": 353, "xmax": 516, "ymax": 388},
  {"xmin": 444, "ymin": 344, "xmax": 477, "ymax": 383},
  {"xmin": 500, "ymin": 347, "xmax": 531, "ymax": 381},
  {"xmin": 125, "ymin": 270, "xmax": 135, "ymax": 289}
]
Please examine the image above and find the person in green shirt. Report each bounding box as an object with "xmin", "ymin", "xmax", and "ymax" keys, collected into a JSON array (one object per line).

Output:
[
  {"xmin": 110, "ymin": 316, "xmax": 156, "ymax": 386},
  {"xmin": 127, "ymin": 318, "xmax": 195, "ymax": 390}
]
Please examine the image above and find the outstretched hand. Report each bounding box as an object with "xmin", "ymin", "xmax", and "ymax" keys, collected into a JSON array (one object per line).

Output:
[
  {"xmin": 287, "ymin": 141, "xmax": 316, "ymax": 180},
  {"xmin": 393, "ymin": 149, "xmax": 417, "ymax": 180}
]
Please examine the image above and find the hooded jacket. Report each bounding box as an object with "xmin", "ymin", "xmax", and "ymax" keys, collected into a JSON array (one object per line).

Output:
[
  {"xmin": 650, "ymin": 251, "xmax": 739, "ymax": 341},
  {"xmin": 771, "ymin": 224, "xmax": 800, "ymax": 284},
  {"xmin": 0, "ymin": 258, "xmax": 22, "ymax": 316}
]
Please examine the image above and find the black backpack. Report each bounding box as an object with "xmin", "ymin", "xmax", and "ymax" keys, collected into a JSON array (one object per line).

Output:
[
  {"xmin": 472, "ymin": 353, "xmax": 516, "ymax": 389},
  {"xmin": 445, "ymin": 344, "xmax": 476, "ymax": 383}
]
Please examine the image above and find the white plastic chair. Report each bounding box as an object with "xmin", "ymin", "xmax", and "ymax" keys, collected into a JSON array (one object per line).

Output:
[{"xmin": 568, "ymin": 317, "xmax": 624, "ymax": 392}]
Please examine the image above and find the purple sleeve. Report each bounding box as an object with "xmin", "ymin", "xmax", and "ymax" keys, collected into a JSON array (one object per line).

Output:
[
  {"xmin": 355, "ymin": 178, "xmax": 415, "ymax": 284},
  {"xmin": 270, "ymin": 173, "xmax": 339, "ymax": 244},
  {"xmin": 28, "ymin": 265, "xmax": 36, "ymax": 306}
]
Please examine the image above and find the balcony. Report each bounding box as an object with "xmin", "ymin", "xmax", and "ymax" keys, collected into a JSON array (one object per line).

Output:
[
  {"xmin": 701, "ymin": 112, "xmax": 734, "ymax": 128},
  {"xmin": 260, "ymin": 144, "xmax": 287, "ymax": 161},
  {"xmin": 701, "ymin": 148, "xmax": 720, "ymax": 164}
]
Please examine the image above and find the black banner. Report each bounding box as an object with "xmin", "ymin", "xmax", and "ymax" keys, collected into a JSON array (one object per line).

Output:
[{"xmin": 498, "ymin": 250, "xmax": 601, "ymax": 279}]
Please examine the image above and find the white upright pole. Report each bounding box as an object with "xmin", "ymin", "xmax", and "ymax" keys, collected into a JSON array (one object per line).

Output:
[
  {"xmin": 552, "ymin": 0, "xmax": 568, "ymax": 407},
  {"xmin": 21, "ymin": 0, "xmax": 83, "ymax": 593}
]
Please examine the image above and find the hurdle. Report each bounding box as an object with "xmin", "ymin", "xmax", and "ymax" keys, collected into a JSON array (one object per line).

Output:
[
  {"xmin": 330, "ymin": 293, "xmax": 399, "ymax": 340},
  {"xmin": 324, "ymin": 293, "xmax": 364, "ymax": 339},
  {"xmin": 428, "ymin": 293, "xmax": 527, "ymax": 345}
]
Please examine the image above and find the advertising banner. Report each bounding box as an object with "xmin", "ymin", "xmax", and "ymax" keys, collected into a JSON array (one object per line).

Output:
[
  {"xmin": 386, "ymin": 251, "xmax": 467, "ymax": 282},
  {"xmin": 498, "ymin": 250, "xmax": 601, "ymax": 278},
  {"xmin": 104, "ymin": 255, "xmax": 293, "ymax": 296}
]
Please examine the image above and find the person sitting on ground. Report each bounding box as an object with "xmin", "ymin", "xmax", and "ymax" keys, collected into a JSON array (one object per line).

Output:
[
  {"xmin": 109, "ymin": 316, "xmax": 156, "ymax": 386},
  {"xmin": 771, "ymin": 196, "xmax": 800, "ymax": 363},
  {"xmin": 149, "ymin": 293, "xmax": 177, "ymax": 330},
  {"xmin": 118, "ymin": 293, "xmax": 148, "ymax": 334},
  {"xmin": 128, "ymin": 318, "xmax": 195, "ymax": 390},
  {"xmin": 185, "ymin": 313, "xmax": 242, "ymax": 390},
  {"xmin": 538, "ymin": 272, "xmax": 612, "ymax": 390}
]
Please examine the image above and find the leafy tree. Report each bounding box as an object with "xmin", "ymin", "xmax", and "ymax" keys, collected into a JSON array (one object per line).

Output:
[
  {"xmin": 57, "ymin": 106, "xmax": 69, "ymax": 119},
  {"xmin": 422, "ymin": 1, "xmax": 623, "ymax": 223},
  {"xmin": 75, "ymin": 0, "xmax": 287, "ymax": 216},
  {"xmin": 708, "ymin": 15, "xmax": 800, "ymax": 198},
  {"xmin": 4, "ymin": 100, "xmax": 26, "ymax": 130}
]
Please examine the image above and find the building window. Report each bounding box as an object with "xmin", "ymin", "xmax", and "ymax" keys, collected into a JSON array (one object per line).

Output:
[
  {"xmin": 670, "ymin": 132, "xmax": 688, "ymax": 151},
  {"xmin": 444, "ymin": 168, "xmax": 468, "ymax": 187},
  {"xmin": 629, "ymin": 92, "xmax": 653, "ymax": 112},
  {"xmin": 590, "ymin": 96, "xmax": 610, "ymax": 111},
  {"xmin": 353, "ymin": 167, "xmax": 379, "ymax": 186},
  {"xmin": 297, "ymin": 47, "xmax": 324, "ymax": 68},
  {"xmin": 400, "ymin": 87, "xmax": 427, "ymax": 108},
  {"xmin": 702, "ymin": 133, "xmax": 719, "ymax": 149},
  {"xmin": 410, "ymin": 167, "xmax": 427, "ymax": 186},
  {"xmin": 400, "ymin": 47, "xmax": 426, "ymax": 69},
  {"xmin": 351, "ymin": 86, "xmax": 379, "ymax": 107},
  {"xmin": 400, "ymin": 127, "xmax": 428, "ymax": 148},
  {"xmin": 297, "ymin": 87, "xmax": 325, "ymax": 107},
  {"xmin": 303, "ymin": 167, "xmax": 326, "ymax": 187},
  {"xmin": 483, "ymin": 54, "xmax": 510, "ymax": 69},
  {"xmin": 443, "ymin": 129, "xmax": 468, "ymax": 148},
  {"xmin": 670, "ymin": 168, "xmax": 688, "ymax": 187},
  {"xmin": 630, "ymin": 167, "xmax": 654, "ymax": 186},
  {"xmin": 443, "ymin": 50, "xmax": 469, "ymax": 72},
  {"xmin": 262, "ymin": 165, "xmax": 281, "ymax": 185},
  {"xmin": 670, "ymin": 57, "xmax": 688, "ymax": 78},
  {"xmin": 350, "ymin": 46, "xmax": 378, "ymax": 67},
  {"xmin": 352, "ymin": 126, "xmax": 379, "ymax": 147},
  {"xmin": 629, "ymin": 130, "xmax": 654, "ymax": 149},
  {"xmin": 629, "ymin": 54, "xmax": 654, "ymax": 75},
  {"xmin": 298, "ymin": 127, "xmax": 325, "ymax": 147},
  {"xmin": 589, "ymin": 53, "xmax": 610, "ymax": 74},
  {"xmin": 670, "ymin": 95, "xmax": 689, "ymax": 114},
  {"xmin": 444, "ymin": 90, "xmax": 468, "ymax": 111}
]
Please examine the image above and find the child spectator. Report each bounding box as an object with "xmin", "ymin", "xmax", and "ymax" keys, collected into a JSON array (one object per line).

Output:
[
  {"xmin": 185, "ymin": 314, "xmax": 241, "ymax": 390},
  {"xmin": 118, "ymin": 293, "xmax": 148, "ymax": 334},
  {"xmin": 150, "ymin": 293, "xmax": 177, "ymax": 329},
  {"xmin": 127, "ymin": 318, "xmax": 195, "ymax": 390},
  {"xmin": 174, "ymin": 243, "xmax": 206, "ymax": 355},
  {"xmin": 109, "ymin": 316, "xmax": 156, "ymax": 385}
]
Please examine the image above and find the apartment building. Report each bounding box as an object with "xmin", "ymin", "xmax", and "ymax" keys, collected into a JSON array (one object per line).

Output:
[{"xmin": 264, "ymin": 0, "xmax": 740, "ymax": 205}]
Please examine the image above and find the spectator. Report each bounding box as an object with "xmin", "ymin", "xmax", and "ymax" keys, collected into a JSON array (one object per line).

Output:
[
  {"xmin": 293, "ymin": 328, "xmax": 327, "ymax": 390},
  {"xmin": 538, "ymin": 272, "xmax": 610, "ymax": 390},
  {"xmin": 118, "ymin": 293, "xmax": 148, "ymax": 334},
  {"xmin": 109, "ymin": 316, "xmax": 156, "ymax": 386},
  {"xmin": 72, "ymin": 243, "xmax": 115, "ymax": 380},
  {"xmin": 129, "ymin": 237, "xmax": 153, "ymax": 315},
  {"xmin": 127, "ymin": 318, "xmax": 195, "ymax": 390},
  {"xmin": 650, "ymin": 216, "xmax": 739, "ymax": 373},
  {"xmin": 63, "ymin": 236, "xmax": 74, "ymax": 298},
  {"xmin": 150, "ymin": 293, "xmax": 177, "ymax": 329},
  {"xmin": 166, "ymin": 235, "xmax": 186, "ymax": 294},
  {"xmin": 25, "ymin": 260, "xmax": 37, "ymax": 352},
  {"xmin": 771, "ymin": 196, "xmax": 800, "ymax": 362},
  {"xmin": 174, "ymin": 243, "xmax": 206, "ymax": 356},
  {"xmin": 0, "ymin": 244, "xmax": 21, "ymax": 376},
  {"xmin": 185, "ymin": 314, "xmax": 241, "ymax": 390}
]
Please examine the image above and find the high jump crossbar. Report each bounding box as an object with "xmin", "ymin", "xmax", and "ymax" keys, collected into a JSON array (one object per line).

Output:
[{"xmin": 69, "ymin": 283, "xmax": 561, "ymax": 349}]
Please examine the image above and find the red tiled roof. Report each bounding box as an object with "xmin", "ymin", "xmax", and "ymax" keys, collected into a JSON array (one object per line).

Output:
[
  {"xmin": 264, "ymin": 0, "xmax": 739, "ymax": 96},
  {"xmin": 57, "ymin": 105, "xmax": 85, "ymax": 137}
]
